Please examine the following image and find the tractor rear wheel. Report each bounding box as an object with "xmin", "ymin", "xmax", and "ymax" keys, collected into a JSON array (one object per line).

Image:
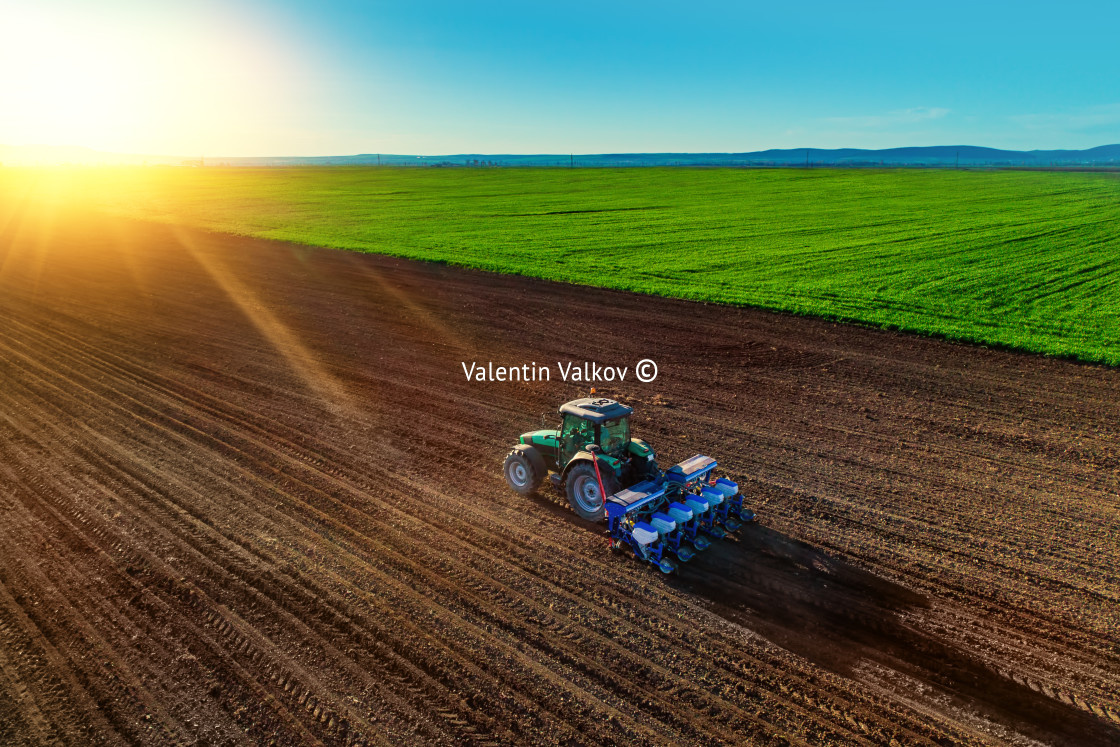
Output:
[
  {"xmin": 565, "ymin": 461, "xmax": 619, "ymax": 522},
  {"xmin": 504, "ymin": 446, "xmax": 544, "ymax": 495}
]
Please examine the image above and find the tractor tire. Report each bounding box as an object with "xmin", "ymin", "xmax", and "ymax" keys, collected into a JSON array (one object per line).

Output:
[
  {"xmin": 503, "ymin": 446, "xmax": 544, "ymax": 496},
  {"xmin": 565, "ymin": 461, "xmax": 619, "ymax": 522}
]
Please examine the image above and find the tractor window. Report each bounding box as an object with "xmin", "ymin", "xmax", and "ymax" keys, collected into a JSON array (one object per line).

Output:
[
  {"xmin": 562, "ymin": 416, "xmax": 595, "ymax": 450},
  {"xmin": 600, "ymin": 417, "xmax": 630, "ymax": 453}
]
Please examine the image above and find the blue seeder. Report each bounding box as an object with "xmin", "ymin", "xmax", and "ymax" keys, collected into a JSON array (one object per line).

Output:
[{"xmin": 605, "ymin": 455, "xmax": 756, "ymax": 574}]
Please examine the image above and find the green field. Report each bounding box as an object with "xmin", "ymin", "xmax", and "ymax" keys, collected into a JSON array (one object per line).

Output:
[{"xmin": 16, "ymin": 166, "xmax": 1120, "ymax": 365}]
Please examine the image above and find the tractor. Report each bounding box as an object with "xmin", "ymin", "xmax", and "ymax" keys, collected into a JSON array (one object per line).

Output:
[{"xmin": 503, "ymin": 397, "xmax": 755, "ymax": 572}]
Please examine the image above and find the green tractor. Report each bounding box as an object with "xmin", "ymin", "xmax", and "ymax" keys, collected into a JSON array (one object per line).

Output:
[
  {"xmin": 505, "ymin": 397, "xmax": 754, "ymax": 572},
  {"xmin": 503, "ymin": 398, "xmax": 660, "ymax": 521}
]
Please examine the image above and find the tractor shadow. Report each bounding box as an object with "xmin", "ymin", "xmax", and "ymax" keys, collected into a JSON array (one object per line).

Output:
[
  {"xmin": 524, "ymin": 490, "xmax": 598, "ymax": 531},
  {"xmin": 668, "ymin": 523, "xmax": 1119, "ymax": 747}
]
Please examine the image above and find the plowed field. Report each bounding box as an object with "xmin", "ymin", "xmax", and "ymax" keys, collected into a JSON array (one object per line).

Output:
[{"xmin": 1, "ymin": 206, "xmax": 1117, "ymax": 746}]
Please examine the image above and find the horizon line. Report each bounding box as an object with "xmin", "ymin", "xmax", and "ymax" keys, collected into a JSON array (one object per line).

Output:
[{"xmin": 2, "ymin": 142, "xmax": 1120, "ymax": 162}]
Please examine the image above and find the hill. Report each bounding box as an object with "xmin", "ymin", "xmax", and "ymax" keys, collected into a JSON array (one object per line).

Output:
[{"xmin": 3, "ymin": 143, "xmax": 1119, "ymax": 168}]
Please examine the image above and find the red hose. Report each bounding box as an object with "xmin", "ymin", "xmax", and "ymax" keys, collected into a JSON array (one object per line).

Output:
[{"xmin": 590, "ymin": 453, "xmax": 608, "ymax": 508}]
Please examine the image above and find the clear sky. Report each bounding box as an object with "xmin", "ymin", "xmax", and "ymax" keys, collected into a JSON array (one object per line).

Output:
[{"xmin": 2, "ymin": 0, "xmax": 1118, "ymax": 156}]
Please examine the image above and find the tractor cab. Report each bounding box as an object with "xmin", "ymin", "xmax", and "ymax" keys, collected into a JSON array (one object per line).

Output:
[{"xmin": 558, "ymin": 397, "xmax": 632, "ymax": 463}]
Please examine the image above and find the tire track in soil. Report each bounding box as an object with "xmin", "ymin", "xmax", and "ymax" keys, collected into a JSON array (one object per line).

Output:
[
  {"xmin": 0, "ymin": 309, "xmax": 945, "ymax": 743},
  {"xmin": 1, "ymin": 208, "xmax": 1117, "ymax": 745},
  {"xmin": 0, "ymin": 302, "xmax": 859, "ymax": 745},
  {"xmin": 0, "ymin": 341, "xmax": 490, "ymax": 745}
]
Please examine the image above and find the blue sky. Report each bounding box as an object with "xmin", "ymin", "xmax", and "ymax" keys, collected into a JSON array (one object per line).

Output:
[{"xmin": 3, "ymin": 0, "xmax": 1118, "ymax": 155}]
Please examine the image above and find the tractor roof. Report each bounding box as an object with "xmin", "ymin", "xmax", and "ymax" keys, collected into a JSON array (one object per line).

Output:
[{"xmin": 559, "ymin": 398, "xmax": 633, "ymax": 424}]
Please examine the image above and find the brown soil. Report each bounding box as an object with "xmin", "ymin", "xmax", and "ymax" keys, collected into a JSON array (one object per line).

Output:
[{"xmin": 0, "ymin": 206, "xmax": 1117, "ymax": 746}]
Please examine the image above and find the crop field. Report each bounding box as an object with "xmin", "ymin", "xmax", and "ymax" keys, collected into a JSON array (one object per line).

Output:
[
  {"xmin": 7, "ymin": 166, "xmax": 1119, "ymax": 365},
  {"xmin": 0, "ymin": 203, "xmax": 1117, "ymax": 745}
]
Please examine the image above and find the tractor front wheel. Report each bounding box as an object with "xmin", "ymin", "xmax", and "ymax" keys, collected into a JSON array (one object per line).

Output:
[
  {"xmin": 504, "ymin": 447, "xmax": 544, "ymax": 495},
  {"xmin": 565, "ymin": 461, "xmax": 619, "ymax": 522}
]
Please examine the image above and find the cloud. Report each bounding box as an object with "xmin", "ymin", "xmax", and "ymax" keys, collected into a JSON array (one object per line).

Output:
[
  {"xmin": 1010, "ymin": 103, "xmax": 1120, "ymax": 132},
  {"xmin": 822, "ymin": 107, "xmax": 951, "ymax": 129}
]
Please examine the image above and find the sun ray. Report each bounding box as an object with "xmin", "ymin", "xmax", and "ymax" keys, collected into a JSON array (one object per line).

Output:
[
  {"xmin": 0, "ymin": 175, "xmax": 64, "ymax": 296},
  {"xmin": 341, "ymin": 252, "xmax": 468, "ymax": 350},
  {"xmin": 167, "ymin": 223, "xmax": 351, "ymax": 410},
  {"xmin": 103, "ymin": 207, "xmax": 155, "ymax": 313}
]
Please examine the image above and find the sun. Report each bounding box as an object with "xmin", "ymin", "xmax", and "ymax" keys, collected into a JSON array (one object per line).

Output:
[
  {"xmin": 0, "ymin": 2, "xmax": 308, "ymax": 158},
  {"xmin": 0, "ymin": 7, "xmax": 142, "ymax": 150}
]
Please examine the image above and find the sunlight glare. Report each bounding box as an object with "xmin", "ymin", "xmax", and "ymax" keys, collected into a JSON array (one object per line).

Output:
[{"xmin": 0, "ymin": 2, "xmax": 311, "ymax": 157}]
